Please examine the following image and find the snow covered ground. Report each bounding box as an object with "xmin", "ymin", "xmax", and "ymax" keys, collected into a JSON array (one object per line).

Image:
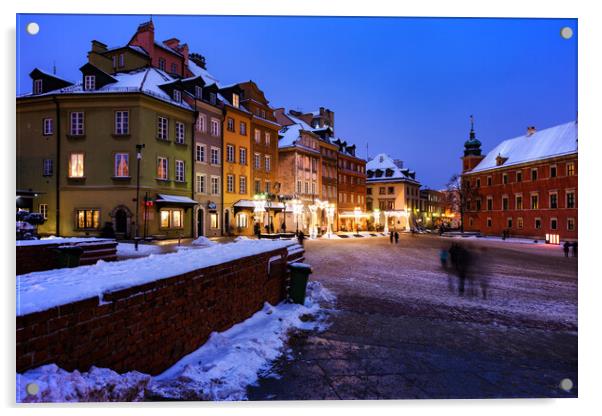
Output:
[
  {"xmin": 17, "ymin": 239, "xmax": 296, "ymax": 316},
  {"xmin": 17, "ymin": 281, "xmax": 336, "ymax": 402},
  {"xmin": 116, "ymin": 243, "xmax": 164, "ymax": 257}
]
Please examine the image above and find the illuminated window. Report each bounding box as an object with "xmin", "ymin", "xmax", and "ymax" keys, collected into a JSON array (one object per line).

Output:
[
  {"xmin": 114, "ymin": 153, "xmax": 129, "ymax": 177},
  {"xmin": 39, "ymin": 204, "xmax": 48, "ymax": 219},
  {"xmin": 172, "ymin": 210, "xmax": 182, "ymax": 228},
  {"xmin": 69, "ymin": 153, "xmax": 84, "ymax": 178},
  {"xmin": 76, "ymin": 209, "xmax": 100, "ymax": 229},
  {"xmin": 210, "ymin": 213, "xmax": 218, "ymax": 228},
  {"xmin": 254, "ymin": 129, "xmax": 261, "ymax": 143},
  {"xmin": 265, "ymin": 132, "xmax": 271, "ymax": 145},
  {"xmin": 530, "ymin": 194, "xmax": 539, "ymax": 209},
  {"xmin": 237, "ymin": 213, "xmax": 248, "ymax": 228},
  {"xmin": 160, "ymin": 209, "xmax": 183, "ymax": 228},
  {"xmin": 567, "ymin": 163, "xmax": 575, "ymax": 176},
  {"xmin": 232, "ymin": 93, "xmax": 240, "ymax": 108},
  {"xmin": 157, "ymin": 157, "xmax": 168, "ymax": 180},
  {"xmin": 515, "ymin": 195, "xmax": 523, "ymax": 210}
]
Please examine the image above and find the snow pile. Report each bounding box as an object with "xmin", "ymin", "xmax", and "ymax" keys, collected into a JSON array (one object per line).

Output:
[
  {"xmin": 16, "ymin": 364, "xmax": 150, "ymax": 403},
  {"xmin": 233, "ymin": 236, "xmax": 251, "ymax": 242},
  {"xmin": 191, "ymin": 236, "xmax": 218, "ymax": 246},
  {"xmin": 17, "ymin": 281, "xmax": 335, "ymax": 402},
  {"xmin": 116, "ymin": 243, "xmax": 163, "ymax": 257},
  {"xmin": 17, "ymin": 239, "xmax": 295, "ymax": 316}
]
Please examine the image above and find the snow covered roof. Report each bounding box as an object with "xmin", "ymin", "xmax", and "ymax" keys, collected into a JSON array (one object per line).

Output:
[
  {"xmin": 187, "ymin": 59, "xmax": 220, "ymax": 88},
  {"xmin": 469, "ymin": 121, "xmax": 578, "ymax": 173},
  {"xmin": 156, "ymin": 194, "xmax": 198, "ymax": 205},
  {"xmin": 366, "ymin": 153, "xmax": 419, "ymax": 184},
  {"xmin": 105, "ymin": 44, "xmax": 149, "ymax": 56},
  {"xmin": 19, "ymin": 67, "xmax": 193, "ymax": 110}
]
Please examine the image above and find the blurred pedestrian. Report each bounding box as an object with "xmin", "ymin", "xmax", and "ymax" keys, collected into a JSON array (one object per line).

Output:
[
  {"xmin": 389, "ymin": 231, "xmax": 394, "ymax": 244},
  {"xmin": 281, "ymin": 221, "xmax": 286, "ymax": 233},
  {"xmin": 394, "ymin": 231, "xmax": 399, "ymax": 244},
  {"xmin": 297, "ymin": 230, "xmax": 305, "ymax": 246},
  {"xmin": 563, "ymin": 241, "xmax": 570, "ymax": 257},
  {"xmin": 571, "ymin": 241, "xmax": 578, "ymax": 258}
]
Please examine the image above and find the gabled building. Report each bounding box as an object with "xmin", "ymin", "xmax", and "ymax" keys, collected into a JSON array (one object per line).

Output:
[
  {"xmin": 461, "ymin": 120, "xmax": 578, "ymax": 241},
  {"xmin": 366, "ymin": 153, "xmax": 421, "ymax": 231}
]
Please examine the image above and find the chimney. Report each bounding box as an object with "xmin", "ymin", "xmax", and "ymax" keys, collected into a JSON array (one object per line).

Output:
[
  {"xmin": 129, "ymin": 20, "xmax": 155, "ymax": 56},
  {"xmin": 527, "ymin": 126, "xmax": 537, "ymax": 136},
  {"xmin": 163, "ymin": 38, "xmax": 180, "ymax": 50},
  {"xmin": 91, "ymin": 40, "xmax": 107, "ymax": 53},
  {"xmin": 180, "ymin": 43, "xmax": 189, "ymax": 66}
]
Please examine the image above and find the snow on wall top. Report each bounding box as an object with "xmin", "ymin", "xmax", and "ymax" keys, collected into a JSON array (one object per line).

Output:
[
  {"xmin": 469, "ymin": 121, "xmax": 578, "ymax": 173},
  {"xmin": 16, "ymin": 239, "xmax": 296, "ymax": 316}
]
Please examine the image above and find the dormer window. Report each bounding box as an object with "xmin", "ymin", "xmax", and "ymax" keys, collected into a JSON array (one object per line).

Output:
[
  {"xmin": 195, "ymin": 86, "xmax": 203, "ymax": 99},
  {"xmin": 232, "ymin": 93, "xmax": 240, "ymax": 108},
  {"xmin": 173, "ymin": 89, "xmax": 181, "ymax": 103},
  {"xmin": 209, "ymin": 92, "xmax": 217, "ymax": 105},
  {"xmin": 84, "ymin": 75, "xmax": 96, "ymax": 91},
  {"xmin": 33, "ymin": 79, "xmax": 43, "ymax": 94},
  {"xmin": 118, "ymin": 54, "xmax": 125, "ymax": 68}
]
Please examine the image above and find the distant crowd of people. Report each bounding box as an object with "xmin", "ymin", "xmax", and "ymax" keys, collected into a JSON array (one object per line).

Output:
[{"xmin": 563, "ymin": 241, "xmax": 578, "ymax": 258}]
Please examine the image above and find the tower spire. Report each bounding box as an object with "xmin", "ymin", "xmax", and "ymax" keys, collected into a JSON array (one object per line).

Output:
[{"xmin": 469, "ymin": 114, "xmax": 475, "ymax": 139}]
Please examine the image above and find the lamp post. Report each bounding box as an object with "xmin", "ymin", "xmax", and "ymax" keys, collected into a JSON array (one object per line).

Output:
[
  {"xmin": 134, "ymin": 143, "xmax": 145, "ymax": 251},
  {"xmin": 326, "ymin": 203, "xmax": 335, "ymax": 238}
]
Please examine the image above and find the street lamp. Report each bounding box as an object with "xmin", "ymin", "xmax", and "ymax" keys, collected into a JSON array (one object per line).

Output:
[{"xmin": 134, "ymin": 143, "xmax": 145, "ymax": 251}]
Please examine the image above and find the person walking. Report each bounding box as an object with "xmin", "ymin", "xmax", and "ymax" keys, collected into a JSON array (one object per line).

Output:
[
  {"xmin": 563, "ymin": 241, "xmax": 570, "ymax": 257},
  {"xmin": 394, "ymin": 231, "xmax": 399, "ymax": 244},
  {"xmin": 281, "ymin": 221, "xmax": 286, "ymax": 233},
  {"xmin": 389, "ymin": 231, "xmax": 394, "ymax": 244},
  {"xmin": 571, "ymin": 241, "xmax": 578, "ymax": 257},
  {"xmin": 298, "ymin": 230, "xmax": 305, "ymax": 247}
]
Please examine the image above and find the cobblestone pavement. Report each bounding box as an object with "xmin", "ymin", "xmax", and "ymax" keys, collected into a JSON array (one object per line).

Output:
[{"xmin": 247, "ymin": 234, "xmax": 578, "ymax": 400}]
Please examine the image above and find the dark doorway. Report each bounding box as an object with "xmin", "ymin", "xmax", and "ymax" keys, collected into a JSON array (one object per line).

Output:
[
  {"xmin": 225, "ymin": 210, "xmax": 230, "ymax": 235},
  {"xmin": 115, "ymin": 209, "xmax": 128, "ymax": 235},
  {"xmin": 197, "ymin": 208, "xmax": 204, "ymax": 237}
]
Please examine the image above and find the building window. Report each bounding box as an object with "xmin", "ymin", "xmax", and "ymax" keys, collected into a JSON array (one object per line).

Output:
[
  {"xmin": 239, "ymin": 176, "xmax": 247, "ymax": 194},
  {"xmin": 76, "ymin": 209, "xmax": 100, "ymax": 229},
  {"xmin": 68, "ymin": 153, "xmax": 85, "ymax": 178},
  {"xmin": 530, "ymin": 194, "xmax": 539, "ymax": 209},
  {"xmin": 43, "ymin": 118, "xmax": 53, "ymax": 135},
  {"xmin": 265, "ymin": 132, "xmax": 271, "ymax": 145},
  {"xmin": 171, "ymin": 63, "xmax": 178, "ymax": 74},
  {"xmin": 210, "ymin": 147, "xmax": 220, "ymax": 165},
  {"xmin": 515, "ymin": 195, "xmax": 523, "ymax": 210},
  {"xmin": 210, "ymin": 213, "xmax": 219, "ymax": 228},
  {"xmin": 297, "ymin": 180, "xmax": 302, "ymax": 194},
  {"xmin": 157, "ymin": 116, "xmax": 169, "ymax": 140},
  {"xmin": 211, "ymin": 176, "xmax": 220, "ymax": 195},
  {"xmin": 240, "ymin": 121, "xmax": 247, "ymax": 136},
  {"xmin": 254, "ymin": 179, "xmax": 261, "ymax": 194},
  {"xmin": 551, "ymin": 218, "xmax": 558, "ymax": 230},
  {"xmin": 196, "ymin": 174, "xmax": 206, "ymax": 194},
  {"xmin": 503, "ymin": 173, "xmax": 508, "ymax": 184},
  {"xmin": 158, "ymin": 58, "xmax": 166, "ymax": 71},
  {"xmin": 388, "ymin": 187, "xmax": 394, "ymax": 195},
  {"xmin": 475, "ymin": 199, "xmax": 481, "ymax": 211},
  {"xmin": 312, "ymin": 182, "xmax": 316, "ymax": 195},
  {"xmin": 535, "ymin": 218, "xmax": 542, "ymax": 229},
  {"xmin": 84, "ymin": 75, "xmax": 96, "ymax": 91},
  {"xmin": 39, "ymin": 204, "xmax": 48, "ymax": 219},
  {"xmin": 43, "ymin": 159, "xmax": 53, "ymax": 176},
  {"xmin": 33, "ymin": 79, "xmax": 43, "ymax": 94},
  {"xmin": 550, "ymin": 193, "xmax": 558, "ymax": 209},
  {"xmin": 566, "ymin": 191, "xmax": 575, "ymax": 208},
  {"xmin": 239, "ymin": 147, "xmax": 247, "ymax": 165},
  {"xmin": 567, "ymin": 162, "xmax": 575, "ymax": 176},
  {"xmin": 254, "ymin": 153, "xmax": 261, "ymax": 169},
  {"xmin": 486, "ymin": 217, "xmax": 492, "ymax": 227},
  {"xmin": 531, "ymin": 168, "xmax": 538, "ymax": 181},
  {"xmin": 157, "ymin": 157, "xmax": 168, "ymax": 180},
  {"xmin": 507, "ymin": 217, "xmax": 513, "ymax": 228},
  {"xmin": 115, "ymin": 111, "xmax": 129, "ymax": 135},
  {"xmin": 379, "ymin": 187, "xmax": 385, "ymax": 195},
  {"xmin": 254, "ymin": 129, "xmax": 261, "ymax": 143},
  {"xmin": 225, "ymin": 144, "xmax": 235, "ymax": 163},
  {"xmin": 196, "ymin": 114, "xmax": 206, "ymax": 132},
  {"xmin": 195, "ymin": 86, "xmax": 203, "ymax": 99},
  {"xmin": 567, "ymin": 218, "xmax": 575, "ymax": 231},
  {"xmin": 232, "ymin": 93, "xmax": 240, "ymax": 108},
  {"xmin": 367, "ymin": 188, "xmax": 372, "ymax": 195},
  {"xmin": 160, "ymin": 209, "xmax": 184, "ymax": 229},
  {"xmin": 237, "ymin": 213, "xmax": 248, "ymax": 228},
  {"xmin": 476, "ymin": 178, "xmax": 481, "ymax": 188},
  {"xmin": 173, "ymin": 89, "xmax": 181, "ymax": 103},
  {"xmin": 516, "ymin": 171, "xmax": 522, "ymax": 182},
  {"xmin": 114, "ymin": 153, "xmax": 129, "ymax": 177},
  {"xmin": 227, "ymin": 117, "xmax": 235, "ymax": 132},
  {"xmin": 118, "ymin": 54, "xmax": 125, "ymax": 67},
  {"xmin": 69, "ymin": 112, "xmax": 85, "ymax": 136},
  {"xmin": 305, "ymin": 182, "xmax": 309, "ymax": 194},
  {"xmin": 227, "ymin": 174, "xmax": 235, "ymax": 193},
  {"xmin": 175, "ymin": 160, "xmax": 185, "ymax": 182},
  {"xmin": 173, "ymin": 122, "xmax": 184, "ymax": 144},
  {"xmin": 517, "ymin": 217, "xmax": 524, "ymax": 229},
  {"xmin": 210, "ymin": 119, "xmax": 220, "ymax": 136},
  {"xmin": 502, "ymin": 196, "xmax": 509, "ymax": 210},
  {"xmin": 487, "ymin": 197, "xmax": 493, "ymax": 211},
  {"xmin": 265, "ymin": 181, "xmax": 271, "ymax": 194},
  {"xmin": 265, "ymin": 155, "xmax": 271, "ymax": 172},
  {"xmin": 550, "ymin": 165, "xmax": 557, "ymax": 178},
  {"xmin": 487, "ymin": 176, "xmax": 492, "ymax": 186},
  {"xmin": 195, "ymin": 143, "xmax": 206, "ymax": 162},
  {"xmin": 209, "ymin": 92, "xmax": 217, "ymax": 105}
]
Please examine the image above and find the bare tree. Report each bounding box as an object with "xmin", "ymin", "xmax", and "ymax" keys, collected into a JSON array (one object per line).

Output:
[{"xmin": 445, "ymin": 173, "xmax": 478, "ymax": 233}]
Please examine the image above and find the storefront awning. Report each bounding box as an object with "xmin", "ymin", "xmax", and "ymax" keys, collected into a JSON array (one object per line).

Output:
[{"xmin": 155, "ymin": 194, "xmax": 198, "ymax": 206}]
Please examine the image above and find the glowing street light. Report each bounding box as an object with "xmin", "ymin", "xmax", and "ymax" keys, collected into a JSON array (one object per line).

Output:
[{"xmin": 326, "ymin": 203, "xmax": 335, "ymax": 238}]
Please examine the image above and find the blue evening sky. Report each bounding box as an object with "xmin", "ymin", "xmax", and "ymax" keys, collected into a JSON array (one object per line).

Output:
[{"xmin": 16, "ymin": 14, "xmax": 577, "ymax": 189}]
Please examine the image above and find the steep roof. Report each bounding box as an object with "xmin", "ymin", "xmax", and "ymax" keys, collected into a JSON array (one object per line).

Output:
[
  {"xmin": 469, "ymin": 121, "xmax": 577, "ymax": 173},
  {"xmin": 366, "ymin": 153, "xmax": 419, "ymax": 184},
  {"xmin": 187, "ymin": 59, "xmax": 220, "ymax": 88}
]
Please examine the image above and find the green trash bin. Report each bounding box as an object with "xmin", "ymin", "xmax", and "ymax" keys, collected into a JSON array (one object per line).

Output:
[
  {"xmin": 54, "ymin": 246, "xmax": 84, "ymax": 268},
  {"xmin": 287, "ymin": 262, "xmax": 312, "ymax": 305}
]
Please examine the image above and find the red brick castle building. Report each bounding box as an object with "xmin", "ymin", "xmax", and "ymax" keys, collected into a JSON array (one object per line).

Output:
[{"xmin": 461, "ymin": 119, "xmax": 578, "ymax": 242}]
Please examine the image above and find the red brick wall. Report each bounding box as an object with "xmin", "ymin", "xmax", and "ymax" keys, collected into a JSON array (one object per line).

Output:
[
  {"xmin": 16, "ymin": 247, "xmax": 293, "ymax": 375},
  {"xmin": 462, "ymin": 155, "xmax": 578, "ymax": 240}
]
